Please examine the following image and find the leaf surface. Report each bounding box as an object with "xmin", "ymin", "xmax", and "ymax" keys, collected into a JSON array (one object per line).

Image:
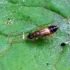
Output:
[{"xmin": 0, "ymin": 0, "xmax": 70, "ymax": 70}]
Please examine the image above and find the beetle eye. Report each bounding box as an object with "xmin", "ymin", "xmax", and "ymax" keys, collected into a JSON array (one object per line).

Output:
[{"xmin": 27, "ymin": 33, "xmax": 34, "ymax": 39}]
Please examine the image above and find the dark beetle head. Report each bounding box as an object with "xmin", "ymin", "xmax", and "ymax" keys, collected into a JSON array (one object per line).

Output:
[
  {"xmin": 27, "ymin": 33, "xmax": 34, "ymax": 39},
  {"xmin": 48, "ymin": 25, "xmax": 59, "ymax": 33}
]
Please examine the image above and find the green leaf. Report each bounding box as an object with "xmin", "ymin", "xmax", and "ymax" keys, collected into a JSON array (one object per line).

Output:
[{"xmin": 0, "ymin": 0, "xmax": 70, "ymax": 70}]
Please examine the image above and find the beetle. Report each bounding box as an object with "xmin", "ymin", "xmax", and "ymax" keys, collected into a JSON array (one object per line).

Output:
[{"xmin": 27, "ymin": 25, "xmax": 59, "ymax": 39}]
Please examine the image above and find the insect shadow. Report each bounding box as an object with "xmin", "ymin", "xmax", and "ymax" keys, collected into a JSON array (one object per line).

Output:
[{"xmin": 24, "ymin": 37, "xmax": 49, "ymax": 47}]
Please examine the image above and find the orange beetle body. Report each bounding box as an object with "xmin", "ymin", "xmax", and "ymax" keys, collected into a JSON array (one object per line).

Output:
[{"xmin": 27, "ymin": 25, "xmax": 59, "ymax": 39}]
